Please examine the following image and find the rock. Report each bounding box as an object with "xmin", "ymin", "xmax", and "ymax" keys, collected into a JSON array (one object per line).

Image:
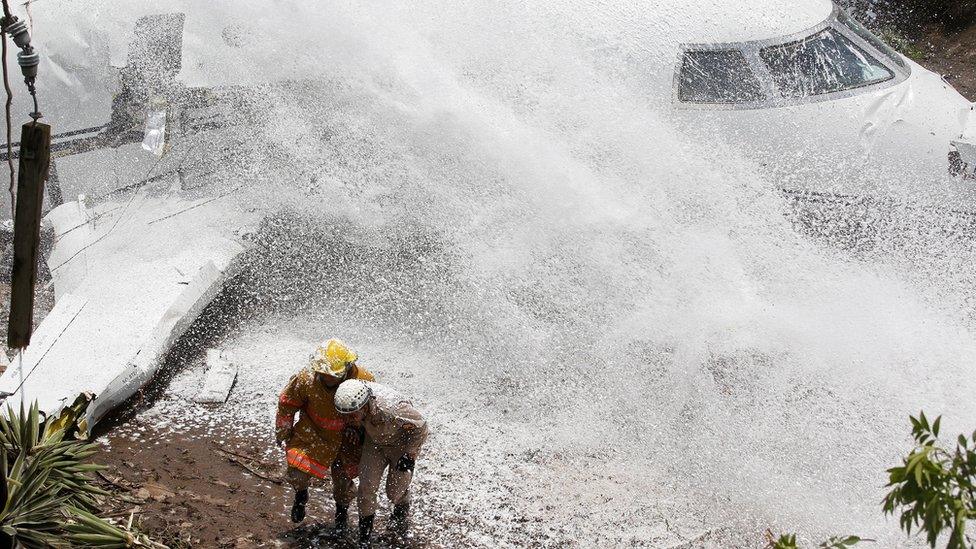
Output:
[{"xmin": 142, "ymin": 481, "xmax": 176, "ymax": 501}]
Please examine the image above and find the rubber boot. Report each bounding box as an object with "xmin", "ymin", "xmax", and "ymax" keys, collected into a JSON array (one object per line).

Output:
[
  {"xmin": 333, "ymin": 504, "xmax": 349, "ymax": 536},
  {"xmin": 290, "ymin": 489, "xmax": 308, "ymax": 523},
  {"xmin": 358, "ymin": 514, "xmax": 374, "ymax": 546},
  {"xmin": 390, "ymin": 501, "xmax": 410, "ymax": 535}
]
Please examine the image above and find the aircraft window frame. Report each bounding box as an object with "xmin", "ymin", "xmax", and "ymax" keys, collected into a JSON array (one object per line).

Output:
[
  {"xmin": 836, "ymin": 10, "xmax": 907, "ymax": 69},
  {"xmin": 673, "ymin": 4, "xmax": 910, "ymax": 110}
]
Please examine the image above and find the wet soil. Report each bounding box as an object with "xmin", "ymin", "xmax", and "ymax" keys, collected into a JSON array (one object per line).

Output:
[
  {"xmin": 93, "ymin": 420, "xmax": 434, "ymax": 549},
  {"xmin": 918, "ymin": 23, "xmax": 976, "ymax": 100}
]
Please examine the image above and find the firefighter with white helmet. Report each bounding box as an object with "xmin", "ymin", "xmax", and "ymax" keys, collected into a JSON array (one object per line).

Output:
[
  {"xmin": 276, "ymin": 338, "xmax": 374, "ymax": 530},
  {"xmin": 333, "ymin": 379, "xmax": 429, "ymax": 545}
]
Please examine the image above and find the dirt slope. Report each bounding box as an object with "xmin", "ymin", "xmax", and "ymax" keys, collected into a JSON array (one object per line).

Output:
[
  {"xmin": 94, "ymin": 421, "xmax": 436, "ymax": 549},
  {"xmin": 919, "ymin": 23, "xmax": 976, "ymax": 100}
]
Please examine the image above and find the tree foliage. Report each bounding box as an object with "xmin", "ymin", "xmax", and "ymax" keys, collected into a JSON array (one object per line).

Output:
[
  {"xmin": 766, "ymin": 533, "xmax": 863, "ymax": 549},
  {"xmin": 840, "ymin": 0, "xmax": 976, "ymax": 34},
  {"xmin": 770, "ymin": 411, "xmax": 976, "ymax": 549},
  {"xmin": 882, "ymin": 412, "xmax": 976, "ymax": 549},
  {"xmin": 903, "ymin": 0, "xmax": 976, "ymax": 30}
]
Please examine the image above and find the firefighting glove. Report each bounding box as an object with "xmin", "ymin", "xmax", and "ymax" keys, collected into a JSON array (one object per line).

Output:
[
  {"xmin": 395, "ymin": 455, "xmax": 415, "ymax": 472},
  {"xmin": 341, "ymin": 425, "xmax": 365, "ymax": 447},
  {"xmin": 275, "ymin": 427, "xmax": 293, "ymax": 446}
]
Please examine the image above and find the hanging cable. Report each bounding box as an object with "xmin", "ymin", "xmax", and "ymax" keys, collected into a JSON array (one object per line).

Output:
[
  {"xmin": 0, "ymin": 2, "xmax": 9, "ymax": 26},
  {"xmin": 0, "ymin": 0, "xmax": 12, "ymax": 218},
  {"xmin": 0, "ymin": 0, "xmax": 43, "ymax": 217}
]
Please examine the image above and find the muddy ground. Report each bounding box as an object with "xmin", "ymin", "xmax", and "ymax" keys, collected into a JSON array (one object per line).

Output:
[
  {"xmin": 93, "ymin": 419, "xmax": 438, "ymax": 549},
  {"xmin": 918, "ymin": 23, "xmax": 976, "ymax": 100}
]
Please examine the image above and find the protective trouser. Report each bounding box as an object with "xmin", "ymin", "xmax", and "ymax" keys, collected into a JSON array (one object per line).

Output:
[
  {"xmin": 286, "ymin": 464, "xmax": 356, "ymax": 504},
  {"xmin": 355, "ymin": 441, "xmax": 413, "ymax": 517}
]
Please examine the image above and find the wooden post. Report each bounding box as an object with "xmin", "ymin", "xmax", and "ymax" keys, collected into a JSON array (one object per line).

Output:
[{"xmin": 6, "ymin": 121, "xmax": 51, "ymax": 349}]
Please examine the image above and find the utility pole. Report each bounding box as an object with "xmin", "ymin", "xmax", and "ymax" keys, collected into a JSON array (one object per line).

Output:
[
  {"xmin": 6, "ymin": 120, "xmax": 49, "ymax": 348},
  {"xmin": 2, "ymin": 4, "xmax": 50, "ymax": 350}
]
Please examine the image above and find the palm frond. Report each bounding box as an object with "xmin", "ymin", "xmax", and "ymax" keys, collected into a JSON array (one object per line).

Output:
[{"xmin": 0, "ymin": 400, "xmax": 165, "ymax": 547}]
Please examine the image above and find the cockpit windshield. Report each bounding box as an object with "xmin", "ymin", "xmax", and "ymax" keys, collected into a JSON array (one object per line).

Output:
[
  {"xmin": 759, "ymin": 27, "xmax": 893, "ymax": 98},
  {"xmin": 678, "ymin": 50, "xmax": 766, "ymax": 103},
  {"xmin": 676, "ymin": 6, "xmax": 908, "ymax": 108}
]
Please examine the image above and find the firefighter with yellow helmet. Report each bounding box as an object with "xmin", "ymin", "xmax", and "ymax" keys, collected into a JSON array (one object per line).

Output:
[{"xmin": 276, "ymin": 338, "xmax": 374, "ymax": 530}]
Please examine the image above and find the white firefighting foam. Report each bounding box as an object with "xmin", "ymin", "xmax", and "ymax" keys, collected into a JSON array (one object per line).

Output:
[{"xmin": 31, "ymin": 0, "xmax": 976, "ymax": 546}]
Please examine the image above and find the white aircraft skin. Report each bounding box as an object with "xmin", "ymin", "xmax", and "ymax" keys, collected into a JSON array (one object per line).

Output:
[
  {"xmin": 5, "ymin": 0, "xmax": 974, "ymax": 213},
  {"xmin": 3, "ymin": 0, "xmax": 976, "ymax": 427},
  {"xmin": 661, "ymin": 0, "xmax": 976, "ymax": 209}
]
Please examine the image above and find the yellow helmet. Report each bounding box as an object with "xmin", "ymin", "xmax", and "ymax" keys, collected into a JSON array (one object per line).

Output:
[{"xmin": 309, "ymin": 339, "xmax": 358, "ymax": 379}]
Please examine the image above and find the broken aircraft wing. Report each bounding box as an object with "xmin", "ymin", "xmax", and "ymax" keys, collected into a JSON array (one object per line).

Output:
[{"xmin": 0, "ymin": 195, "xmax": 253, "ymax": 434}]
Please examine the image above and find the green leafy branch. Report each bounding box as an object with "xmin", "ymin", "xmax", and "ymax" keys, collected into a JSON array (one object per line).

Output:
[
  {"xmin": 882, "ymin": 412, "xmax": 976, "ymax": 549},
  {"xmin": 765, "ymin": 530, "xmax": 865, "ymax": 548}
]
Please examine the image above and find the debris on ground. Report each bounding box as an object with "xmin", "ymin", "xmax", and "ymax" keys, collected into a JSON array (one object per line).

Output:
[{"xmin": 195, "ymin": 349, "xmax": 239, "ymax": 404}]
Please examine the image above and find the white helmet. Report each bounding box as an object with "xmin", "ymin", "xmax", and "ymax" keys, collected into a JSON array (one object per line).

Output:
[{"xmin": 335, "ymin": 380, "xmax": 372, "ymax": 413}]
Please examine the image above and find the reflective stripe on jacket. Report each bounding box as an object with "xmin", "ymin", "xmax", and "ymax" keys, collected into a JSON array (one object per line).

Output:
[{"xmin": 276, "ymin": 365, "xmax": 375, "ymax": 479}]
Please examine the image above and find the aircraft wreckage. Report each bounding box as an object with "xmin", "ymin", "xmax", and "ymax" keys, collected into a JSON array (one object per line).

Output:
[
  {"xmin": 0, "ymin": 12, "xmax": 262, "ymax": 434},
  {"xmin": 1, "ymin": 0, "xmax": 975, "ymax": 434}
]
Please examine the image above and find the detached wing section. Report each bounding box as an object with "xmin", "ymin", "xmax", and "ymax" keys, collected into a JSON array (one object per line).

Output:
[{"xmin": 0, "ymin": 195, "xmax": 253, "ymax": 435}]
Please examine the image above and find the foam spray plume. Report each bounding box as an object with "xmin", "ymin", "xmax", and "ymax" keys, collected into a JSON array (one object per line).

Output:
[{"xmin": 21, "ymin": 0, "xmax": 976, "ymax": 546}]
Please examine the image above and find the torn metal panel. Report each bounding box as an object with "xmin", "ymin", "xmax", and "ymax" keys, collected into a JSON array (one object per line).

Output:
[
  {"xmin": 81, "ymin": 239, "xmax": 247, "ymax": 433},
  {"xmin": 142, "ymin": 110, "xmax": 168, "ymax": 156},
  {"xmin": 194, "ymin": 349, "xmax": 239, "ymax": 404}
]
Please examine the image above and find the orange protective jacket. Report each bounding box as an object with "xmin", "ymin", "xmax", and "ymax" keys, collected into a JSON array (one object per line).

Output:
[{"xmin": 276, "ymin": 365, "xmax": 375, "ymax": 479}]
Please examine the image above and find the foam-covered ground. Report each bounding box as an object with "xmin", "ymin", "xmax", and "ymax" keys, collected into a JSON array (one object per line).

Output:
[{"xmin": 135, "ymin": 320, "xmax": 748, "ymax": 547}]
